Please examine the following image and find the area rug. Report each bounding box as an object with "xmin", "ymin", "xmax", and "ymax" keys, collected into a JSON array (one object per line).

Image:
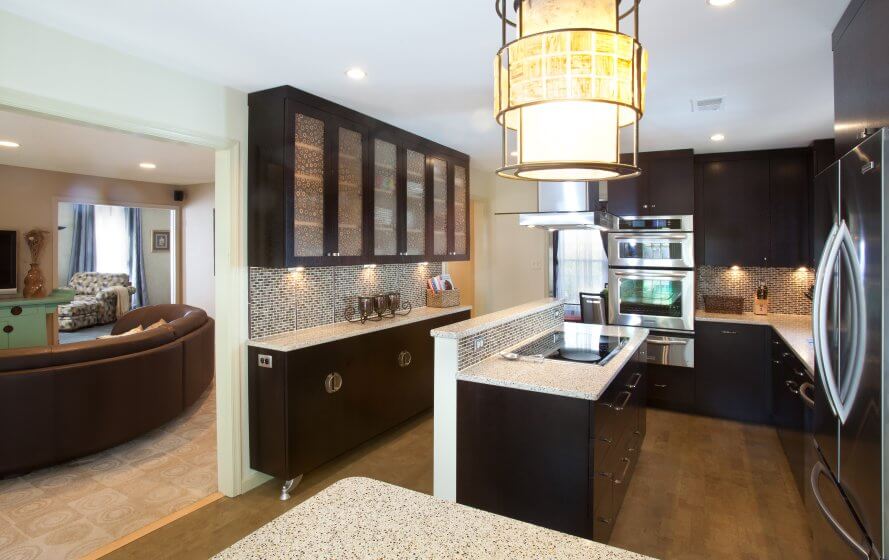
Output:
[{"xmin": 0, "ymin": 385, "xmax": 217, "ymax": 560}]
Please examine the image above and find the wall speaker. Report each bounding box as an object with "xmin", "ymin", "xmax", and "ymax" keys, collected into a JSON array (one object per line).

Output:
[{"xmin": 173, "ymin": 190, "xmax": 185, "ymax": 202}]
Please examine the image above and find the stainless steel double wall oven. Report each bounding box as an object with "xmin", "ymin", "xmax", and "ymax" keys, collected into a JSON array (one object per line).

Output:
[{"xmin": 608, "ymin": 215, "xmax": 695, "ymax": 367}]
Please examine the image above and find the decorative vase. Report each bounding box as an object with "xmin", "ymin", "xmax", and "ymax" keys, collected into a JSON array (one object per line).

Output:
[{"xmin": 23, "ymin": 263, "xmax": 46, "ymax": 298}]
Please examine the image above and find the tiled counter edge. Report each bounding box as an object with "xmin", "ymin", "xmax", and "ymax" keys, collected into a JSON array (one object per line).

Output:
[{"xmin": 431, "ymin": 298, "xmax": 565, "ymax": 501}]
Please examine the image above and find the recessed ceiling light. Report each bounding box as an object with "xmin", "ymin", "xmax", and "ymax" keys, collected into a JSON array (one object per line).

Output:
[
  {"xmin": 708, "ymin": 0, "xmax": 735, "ymax": 6},
  {"xmin": 139, "ymin": 162, "xmax": 157, "ymax": 169},
  {"xmin": 346, "ymin": 67, "xmax": 367, "ymax": 81},
  {"xmin": 0, "ymin": 140, "xmax": 20, "ymax": 148},
  {"xmin": 710, "ymin": 133, "xmax": 726, "ymax": 142}
]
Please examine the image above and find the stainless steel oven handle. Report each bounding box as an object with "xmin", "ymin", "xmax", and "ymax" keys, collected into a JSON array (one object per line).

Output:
[
  {"xmin": 647, "ymin": 339, "xmax": 689, "ymax": 346},
  {"xmin": 612, "ymin": 234, "xmax": 689, "ymax": 240},
  {"xmin": 612, "ymin": 270, "xmax": 689, "ymax": 279},
  {"xmin": 810, "ymin": 462, "xmax": 870, "ymax": 558}
]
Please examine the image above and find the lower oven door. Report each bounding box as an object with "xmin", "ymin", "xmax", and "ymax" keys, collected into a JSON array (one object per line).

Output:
[
  {"xmin": 609, "ymin": 268, "xmax": 695, "ymax": 331},
  {"xmin": 646, "ymin": 332, "xmax": 694, "ymax": 368}
]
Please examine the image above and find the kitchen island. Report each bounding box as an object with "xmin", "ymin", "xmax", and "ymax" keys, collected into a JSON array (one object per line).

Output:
[
  {"xmin": 431, "ymin": 299, "xmax": 649, "ymax": 543},
  {"xmin": 213, "ymin": 477, "xmax": 652, "ymax": 560}
]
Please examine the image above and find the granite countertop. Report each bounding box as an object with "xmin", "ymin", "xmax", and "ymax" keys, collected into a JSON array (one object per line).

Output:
[
  {"xmin": 248, "ymin": 305, "xmax": 472, "ymax": 352},
  {"xmin": 696, "ymin": 311, "xmax": 814, "ymax": 372},
  {"xmin": 457, "ymin": 323, "xmax": 649, "ymax": 401},
  {"xmin": 431, "ymin": 297, "xmax": 562, "ymax": 340},
  {"xmin": 213, "ymin": 477, "xmax": 653, "ymax": 560}
]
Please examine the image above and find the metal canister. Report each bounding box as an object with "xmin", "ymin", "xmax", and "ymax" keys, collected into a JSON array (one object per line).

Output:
[
  {"xmin": 373, "ymin": 294, "xmax": 388, "ymax": 315},
  {"xmin": 386, "ymin": 291, "xmax": 401, "ymax": 313},
  {"xmin": 358, "ymin": 296, "xmax": 375, "ymax": 318}
]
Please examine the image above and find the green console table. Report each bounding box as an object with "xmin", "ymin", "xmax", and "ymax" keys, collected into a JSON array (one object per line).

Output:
[{"xmin": 0, "ymin": 289, "xmax": 75, "ymax": 349}]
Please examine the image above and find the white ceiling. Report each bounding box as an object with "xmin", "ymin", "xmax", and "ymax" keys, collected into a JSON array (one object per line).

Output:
[
  {"xmin": 0, "ymin": 0, "xmax": 848, "ymax": 172},
  {"xmin": 0, "ymin": 109, "xmax": 215, "ymax": 184}
]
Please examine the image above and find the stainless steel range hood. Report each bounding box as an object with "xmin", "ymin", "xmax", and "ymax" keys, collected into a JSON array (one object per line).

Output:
[{"xmin": 516, "ymin": 181, "xmax": 619, "ymax": 231}]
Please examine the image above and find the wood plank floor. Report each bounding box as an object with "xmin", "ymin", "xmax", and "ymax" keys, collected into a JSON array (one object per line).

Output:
[
  {"xmin": 107, "ymin": 407, "xmax": 814, "ymax": 559},
  {"xmin": 102, "ymin": 411, "xmax": 435, "ymax": 559},
  {"xmin": 609, "ymin": 408, "xmax": 814, "ymax": 560}
]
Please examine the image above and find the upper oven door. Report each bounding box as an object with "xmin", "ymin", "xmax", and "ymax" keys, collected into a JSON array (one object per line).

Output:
[
  {"xmin": 608, "ymin": 232, "xmax": 694, "ymax": 269},
  {"xmin": 609, "ymin": 269, "xmax": 695, "ymax": 331}
]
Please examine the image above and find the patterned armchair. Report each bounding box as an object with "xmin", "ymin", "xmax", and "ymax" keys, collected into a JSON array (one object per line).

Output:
[{"xmin": 58, "ymin": 272, "xmax": 137, "ymax": 331}]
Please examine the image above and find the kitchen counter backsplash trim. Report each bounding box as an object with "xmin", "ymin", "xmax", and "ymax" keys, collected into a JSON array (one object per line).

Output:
[
  {"xmin": 697, "ymin": 265, "xmax": 814, "ymax": 315},
  {"xmin": 248, "ymin": 263, "xmax": 442, "ymax": 339},
  {"xmin": 453, "ymin": 302, "xmax": 564, "ymax": 371}
]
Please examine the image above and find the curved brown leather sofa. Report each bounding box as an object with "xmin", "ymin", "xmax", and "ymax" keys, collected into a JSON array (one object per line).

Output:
[{"xmin": 0, "ymin": 304, "xmax": 214, "ymax": 477}]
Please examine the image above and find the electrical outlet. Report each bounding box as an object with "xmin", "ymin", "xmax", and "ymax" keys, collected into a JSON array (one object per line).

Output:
[
  {"xmin": 258, "ymin": 354, "xmax": 273, "ymax": 369},
  {"xmin": 473, "ymin": 337, "xmax": 485, "ymax": 351}
]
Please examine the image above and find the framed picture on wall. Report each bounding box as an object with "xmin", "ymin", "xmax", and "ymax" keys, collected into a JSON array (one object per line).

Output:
[{"xmin": 152, "ymin": 230, "xmax": 170, "ymax": 252}]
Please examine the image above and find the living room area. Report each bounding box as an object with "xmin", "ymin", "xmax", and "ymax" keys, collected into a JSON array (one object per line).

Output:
[{"xmin": 0, "ymin": 107, "xmax": 220, "ymax": 558}]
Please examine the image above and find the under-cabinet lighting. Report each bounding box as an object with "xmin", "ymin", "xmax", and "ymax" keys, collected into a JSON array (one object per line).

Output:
[
  {"xmin": 139, "ymin": 162, "xmax": 157, "ymax": 169},
  {"xmin": 346, "ymin": 67, "xmax": 367, "ymax": 81},
  {"xmin": 797, "ymin": 266, "xmax": 808, "ymax": 272},
  {"xmin": 363, "ymin": 264, "xmax": 376, "ymax": 269},
  {"xmin": 419, "ymin": 262, "xmax": 429, "ymax": 266},
  {"xmin": 289, "ymin": 267, "xmax": 305, "ymax": 272},
  {"xmin": 710, "ymin": 133, "xmax": 726, "ymax": 142},
  {"xmin": 708, "ymin": 0, "xmax": 736, "ymax": 6},
  {"xmin": 0, "ymin": 140, "xmax": 20, "ymax": 148},
  {"xmin": 730, "ymin": 265, "xmax": 740, "ymax": 271}
]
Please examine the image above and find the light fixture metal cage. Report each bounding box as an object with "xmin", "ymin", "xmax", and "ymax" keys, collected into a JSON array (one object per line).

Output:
[{"xmin": 494, "ymin": 0, "xmax": 647, "ymax": 182}]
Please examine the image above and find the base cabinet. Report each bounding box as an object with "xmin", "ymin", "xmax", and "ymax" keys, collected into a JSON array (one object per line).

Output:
[
  {"xmin": 248, "ymin": 311, "xmax": 469, "ymax": 481},
  {"xmin": 457, "ymin": 347, "xmax": 647, "ymax": 542}
]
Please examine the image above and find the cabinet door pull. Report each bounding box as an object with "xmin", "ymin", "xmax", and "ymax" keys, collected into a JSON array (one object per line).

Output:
[
  {"xmin": 599, "ymin": 436, "xmax": 613, "ymax": 444},
  {"xmin": 785, "ymin": 380, "xmax": 799, "ymax": 395},
  {"xmin": 324, "ymin": 372, "xmax": 343, "ymax": 394},
  {"xmin": 720, "ymin": 330, "xmax": 738, "ymax": 335},
  {"xmin": 614, "ymin": 458, "xmax": 632, "ymax": 484},
  {"xmin": 654, "ymin": 383, "xmax": 667, "ymax": 389},
  {"xmin": 862, "ymin": 161, "xmax": 876, "ymax": 175},
  {"xmin": 397, "ymin": 350, "xmax": 412, "ymax": 368},
  {"xmin": 2, "ymin": 325, "xmax": 12, "ymax": 334},
  {"xmin": 11, "ymin": 306, "xmax": 22, "ymax": 316},
  {"xmin": 611, "ymin": 391, "xmax": 632, "ymax": 411},
  {"xmin": 626, "ymin": 373, "xmax": 642, "ymax": 389}
]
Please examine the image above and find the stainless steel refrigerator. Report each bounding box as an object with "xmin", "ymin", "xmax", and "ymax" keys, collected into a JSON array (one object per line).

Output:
[{"xmin": 810, "ymin": 128, "xmax": 886, "ymax": 559}]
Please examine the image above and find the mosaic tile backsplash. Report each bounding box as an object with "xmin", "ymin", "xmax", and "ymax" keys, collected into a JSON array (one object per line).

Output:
[
  {"xmin": 697, "ymin": 266, "xmax": 815, "ymax": 315},
  {"xmin": 457, "ymin": 304, "xmax": 565, "ymax": 371},
  {"xmin": 249, "ymin": 263, "xmax": 443, "ymax": 339}
]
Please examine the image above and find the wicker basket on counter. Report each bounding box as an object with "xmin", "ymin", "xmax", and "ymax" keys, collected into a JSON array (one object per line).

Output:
[
  {"xmin": 703, "ymin": 295, "xmax": 745, "ymax": 315},
  {"xmin": 427, "ymin": 289, "xmax": 460, "ymax": 308}
]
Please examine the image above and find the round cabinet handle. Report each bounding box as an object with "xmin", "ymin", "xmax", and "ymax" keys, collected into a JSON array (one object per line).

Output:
[
  {"xmin": 11, "ymin": 306, "xmax": 22, "ymax": 316},
  {"xmin": 398, "ymin": 350, "xmax": 412, "ymax": 368},
  {"xmin": 3, "ymin": 325, "xmax": 13, "ymax": 334},
  {"xmin": 324, "ymin": 372, "xmax": 343, "ymax": 394}
]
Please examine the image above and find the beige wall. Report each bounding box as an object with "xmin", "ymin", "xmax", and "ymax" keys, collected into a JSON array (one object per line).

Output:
[
  {"xmin": 141, "ymin": 207, "xmax": 173, "ymax": 305},
  {"xmin": 0, "ymin": 164, "xmax": 179, "ymax": 292},
  {"xmin": 182, "ymin": 182, "xmax": 215, "ymax": 317},
  {"xmin": 469, "ymin": 169, "xmax": 549, "ymax": 314}
]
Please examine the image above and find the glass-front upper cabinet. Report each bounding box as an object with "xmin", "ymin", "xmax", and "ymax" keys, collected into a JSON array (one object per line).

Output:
[
  {"xmin": 432, "ymin": 158, "xmax": 448, "ymax": 257},
  {"xmin": 405, "ymin": 150, "xmax": 426, "ymax": 256},
  {"xmin": 374, "ymin": 139, "xmax": 398, "ymax": 257},
  {"xmin": 289, "ymin": 103, "xmax": 367, "ymax": 265},
  {"xmin": 453, "ymin": 164, "xmax": 469, "ymax": 259}
]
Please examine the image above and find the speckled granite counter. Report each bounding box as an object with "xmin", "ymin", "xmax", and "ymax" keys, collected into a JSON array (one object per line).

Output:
[
  {"xmin": 457, "ymin": 323, "xmax": 649, "ymax": 401},
  {"xmin": 696, "ymin": 311, "xmax": 813, "ymax": 372},
  {"xmin": 213, "ymin": 477, "xmax": 653, "ymax": 560},
  {"xmin": 248, "ymin": 305, "xmax": 472, "ymax": 352},
  {"xmin": 431, "ymin": 297, "xmax": 561, "ymax": 339}
]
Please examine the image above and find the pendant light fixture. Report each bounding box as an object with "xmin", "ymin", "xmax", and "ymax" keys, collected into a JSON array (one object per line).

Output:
[{"xmin": 494, "ymin": 0, "xmax": 647, "ymax": 181}]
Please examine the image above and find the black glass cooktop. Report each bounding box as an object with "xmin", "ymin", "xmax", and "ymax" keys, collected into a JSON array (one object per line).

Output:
[{"xmin": 510, "ymin": 327, "xmax": 629, "ymax": 365}]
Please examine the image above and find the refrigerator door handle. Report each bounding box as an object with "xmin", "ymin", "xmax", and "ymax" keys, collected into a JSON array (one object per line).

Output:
[
  {"xmin": 833, "ymin": 223, "xmax": 868, "ymax": 424},
  {"xmin": 813, "ymin": 222, "xmax": 842, "ymax": 418},
  {"xmin": 810, "ymin": 462, "xmax": 870, "ymax": 559}
]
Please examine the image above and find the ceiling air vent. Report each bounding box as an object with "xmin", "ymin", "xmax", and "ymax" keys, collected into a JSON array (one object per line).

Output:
[{"xmin": 691, "ymin": 97, "xmax": 725, "ymax": 112}]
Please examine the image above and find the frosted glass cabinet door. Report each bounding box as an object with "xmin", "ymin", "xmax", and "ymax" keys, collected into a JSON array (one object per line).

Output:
[
  {"xmin": 337, "ymin": 127, "xmax": 364, "ymax": 256},
  {"xmin": 374, "ymin": 139, "xmax": 398, "ymax": 256},
  {"xmin": 454, "ymin": 165, "xmax": 468, "ymax": 255},
  {"xmin": 432, "ymin": 158, "xmax": 448, "ymax": 256},
  {"xmin": 293, "ymin": 113, "xmax": 325, "ymax": 257},
  {"xmin": 406, "ymin": 150, "xmax": 426, "ymax": 255}
]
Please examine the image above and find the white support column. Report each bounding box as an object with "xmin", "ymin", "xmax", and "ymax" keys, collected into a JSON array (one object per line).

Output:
[{"xmin": 433, "ymin": 336, "xmax": 460, "ymax": 501}]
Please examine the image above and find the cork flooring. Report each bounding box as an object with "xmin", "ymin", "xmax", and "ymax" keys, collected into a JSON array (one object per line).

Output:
[
  {"xmin": 0, "ymin": 385, "xmax": 217, "ymax": 560},
  {"xmin": 105, "ymin": 408, "xmax": 814, "ymax": 560}
]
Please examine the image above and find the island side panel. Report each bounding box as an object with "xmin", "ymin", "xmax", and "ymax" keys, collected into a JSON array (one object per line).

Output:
[
  {"xmin": 433, "ymin": 336, "xmax": 459, "ymax": 500},
  {"xmin": 456, "ymin": 381, "xmax": 592, "ymax": 539}
]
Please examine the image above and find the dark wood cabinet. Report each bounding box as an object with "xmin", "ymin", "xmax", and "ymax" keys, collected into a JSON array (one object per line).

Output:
[
  {"xmin": 249, "ymin": 86, "xmax": 470, "ymax": 268},
  {"xmin": 646, "ymin": 363, "xmax": 695, "ymax": 413},
  {"xmin": 771, "ymin": 335, "xmax": 810, "ymax": 499},
  {"xmin": 248, "ymin": 310, "xmax": 470, "ymax": 481},
  {"xmin": 608, "ymin": 150, "xmax": 694, "ymax": 218},
  {"xmin": 694, "ymin": 321, "xmax": 770, "ymax": 424},
  {"xmin": 833, "ymin": 0, "xmax": 889, "ymax": 157},
  {"xmin": 696, "ymin": 148, "xmax": 811, "ymax": 267},
  {"xmin": 457, "ymin": 346, "xmax": 646, "ymax": 543}
]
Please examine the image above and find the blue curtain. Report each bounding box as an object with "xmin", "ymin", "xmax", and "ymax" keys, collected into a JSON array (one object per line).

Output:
[
  {"xmin": 125, "ymin": 208, "xmax": 149, "ymax": 308},
  {"xmin": 67, "ymin": 204, "xmax": 96, "ymax": 284}
]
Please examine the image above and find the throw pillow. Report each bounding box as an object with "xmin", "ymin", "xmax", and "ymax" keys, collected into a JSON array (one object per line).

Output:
[
  {"xmin": 98, "ymin": 325, "xmax": 144, "ymax": 339},
  {"xmin": 146, "ymin": 318, "xmax": 168, "ymax": 331}
]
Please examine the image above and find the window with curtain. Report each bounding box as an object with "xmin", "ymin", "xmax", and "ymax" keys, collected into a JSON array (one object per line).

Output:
[
  {"xmin": 94, "ymin": 205, "xmax": 129, "ymax": 274},
  {"xmin": 553, "ymin": 230, "xmax": 609, "ymax": 318}
]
